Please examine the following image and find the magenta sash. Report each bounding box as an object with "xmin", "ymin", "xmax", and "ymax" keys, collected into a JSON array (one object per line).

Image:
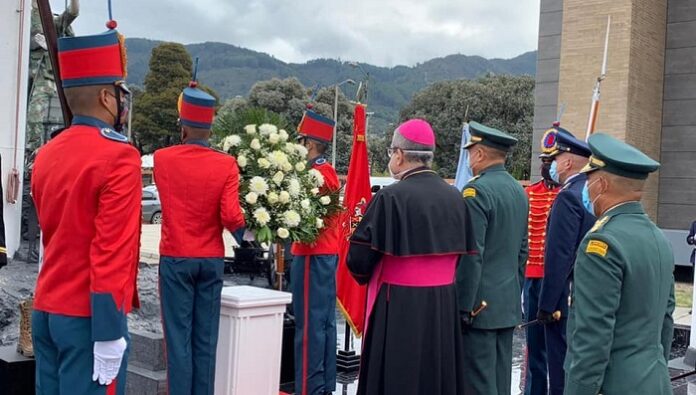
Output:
[{"xmin": 364, "ymin": 254, "xmax": 458, "ymax": 335}]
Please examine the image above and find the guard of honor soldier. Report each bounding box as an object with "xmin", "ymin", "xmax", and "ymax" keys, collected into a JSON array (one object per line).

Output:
[
  {"xmin": 291, "ymin": 110, "xmax": 341, "ymax": 395},
  {"xmin": 522, "ymin": 151, "xmax": 559, "ymax": 395},
  {"xmin": 456, "ymin": 122, "xmax": 529, "ymax": 395},
  {"xmin": 564, "ymin": 133, "xmax": 674, "ymax": 395},
  {"xmin": 153, "ymin": 63, "xmax": 245, "ymax": 395},
  {"xmin": 31, "ymin": 16, "xmax": 140, "ymax": 395},
  {"xmin": 537, "ymin": 126, "xmax": 596, "ymax": 395}
]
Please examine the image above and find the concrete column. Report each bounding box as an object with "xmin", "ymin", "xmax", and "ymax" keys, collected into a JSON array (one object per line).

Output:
[{"xmin": 556, "ymin": 0, "xmax": 667, "ymax": 220}]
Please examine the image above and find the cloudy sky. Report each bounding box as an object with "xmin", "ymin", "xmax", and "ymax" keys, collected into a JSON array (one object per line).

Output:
[{"xmin": 50, "ymin": 0, "xmax": 540, "ymax": 67}]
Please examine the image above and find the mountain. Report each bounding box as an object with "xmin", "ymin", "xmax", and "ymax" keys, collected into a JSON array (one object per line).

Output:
[{"xmin": 125, "ymin": 38, "xmax": 536, "ymax": 131}]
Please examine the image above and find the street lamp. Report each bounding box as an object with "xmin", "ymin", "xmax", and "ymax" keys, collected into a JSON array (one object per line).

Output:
[
  {"xmin": 332, "ymin": 79, "xmax": 356, "ymax": 166},
  {"xmin": 349, "ymin": 62, "xmax": 369, "ymax": 105}
]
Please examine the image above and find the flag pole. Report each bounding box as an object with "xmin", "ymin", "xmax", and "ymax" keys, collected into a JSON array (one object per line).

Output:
[{"xmin": 585, "ymin": 15, "xmax": 611, "ymax": 141}]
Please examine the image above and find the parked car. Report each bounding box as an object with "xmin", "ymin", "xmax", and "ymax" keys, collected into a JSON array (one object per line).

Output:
[
  {"xmin": 142, "ymin": 186, "xmax": 162, "ymax": 224},
  {"xmin": 369, "ymin": 176, "xmax": 396, "ymax": 194}
]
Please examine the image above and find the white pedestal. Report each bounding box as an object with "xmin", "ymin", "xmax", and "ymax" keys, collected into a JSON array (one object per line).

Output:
[{"xmin": 215, "ymin": 286, "xmax": 292, "ymax": 395}]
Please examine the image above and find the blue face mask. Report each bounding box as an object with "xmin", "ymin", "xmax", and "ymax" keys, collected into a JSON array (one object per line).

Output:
[
  {"xmin": 549, "ymin": 160, "xmax": 561, "ymax": 184},
  {"xmin": 582, "ymin": 181, "xmax": 595, "ymax": 216}
]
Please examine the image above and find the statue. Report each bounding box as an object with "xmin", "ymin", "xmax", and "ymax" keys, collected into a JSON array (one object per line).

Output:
[{"xmin": 18, "ymin": 0, "xmax": 79, "ymax": 263}]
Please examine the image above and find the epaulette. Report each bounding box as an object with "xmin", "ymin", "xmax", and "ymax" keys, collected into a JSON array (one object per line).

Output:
[
  {"xmin": 588, "ymin": 216, "xmax": 611, "ymax": 233},
  {"xmin": 99, "ymin": 128, "xmax": 128, "ymax": 143},
  {"xmin": 468, "ymin": 174, "xmax": 481, "ymax": 183}
]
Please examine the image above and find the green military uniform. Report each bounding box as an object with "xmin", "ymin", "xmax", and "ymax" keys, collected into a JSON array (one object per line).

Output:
[
  {"xmin": 564, "ymin": 133, "xmax": 674, "ymax": 395},
  {"xmin": 456, "ymin": 122, "xmax": 529, "ymax": 395}
]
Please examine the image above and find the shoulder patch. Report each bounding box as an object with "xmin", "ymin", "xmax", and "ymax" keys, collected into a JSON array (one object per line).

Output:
[
  {"xmin": 586, "ymin": 239, "xmax": 609, "ymax": 257},
  {"xmin": 315, "ymin": 158, "xmax": 327, "ymax": 165},
  {"xmin": 589, "ymin": 216, "xmax": 610, "ymax": 233},
  {"xmin": 463, "ymin": 187, "xmax": 477, "ymax": 198},
  {"xmin": 100, "ymin": 128, "xmax": 128, "ymax": 143}
]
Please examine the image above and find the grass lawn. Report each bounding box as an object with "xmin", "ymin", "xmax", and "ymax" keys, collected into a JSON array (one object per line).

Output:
[{"xmin": 676, "ymin": 281, "xmax": 693, "ymax": 308}]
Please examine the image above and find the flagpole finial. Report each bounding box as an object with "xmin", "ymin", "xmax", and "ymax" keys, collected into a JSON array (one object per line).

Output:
[{"xmin": 106, "ymin": 0, "xmax": 117, "ymax": 29}]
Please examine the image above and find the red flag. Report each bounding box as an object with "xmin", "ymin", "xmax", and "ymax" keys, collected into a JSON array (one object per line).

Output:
[{"xmin": 336, "ymin": 103, "xmax": 371, "ymax": 337}]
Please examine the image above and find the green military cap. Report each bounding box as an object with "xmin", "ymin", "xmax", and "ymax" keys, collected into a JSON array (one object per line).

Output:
[
  {"xmin": 464, "ymin": 121, "xmax": 518, "ymax": 151},
  {"xmin": 580, "ymin": 133, "xmax": 660, "ymax": 180}
]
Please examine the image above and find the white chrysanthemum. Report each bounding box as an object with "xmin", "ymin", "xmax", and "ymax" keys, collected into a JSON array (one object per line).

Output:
[
  {"xmin": 279, "ymin": 191, "xmax": 291, "ymax": 204},
  {"xmin": 300, "ymin": 199, "xmax": 311, "ymax": 210},
  {"xmin": 277, "ymin": 227, "xmax": 290, "ymax": 239},
  {"xmin": 237, "ymin": 155, "xmax": 247, "ymax": 168},
  {"xmin": 244, "ymin": 124, "xmax": 257, "ymax": 135},
  {"xmin": 295, "ymin": 162, "xmax": 306, "ymax": 172},
  {"xmin": 311, "ymin": 188, "xmax": 320, "ymax": 196},
  {"xmin": 267, "ymin": 192, "xmax": 279, "ymax": 205},
  {"xmin": 253, "ymin": 207, "xmax": 271, "ymax": 226},
  {"xmin": 295, "ymin": 144, "xmax": 309, "ymax": 157},
  {"xmin": 272, "ymin": 171, "xmax": 285, "ymax": 186},
  {"xmin": 316, "ymin": 218, "xmax": 324, "ymax": 229},
  {"xmin": 308, "ymin": 169, "xmax": 325, "ymax": 187},
  {"xmin": 279, "ymin": 130, "xmax": 289, "ymax": 141},
  {"xmin": 268, "ymin": 150, "xmax": 289, "ymax": 169},
  {"xmin": 282, "ymin": 163, "xmax": 293, "ymax": 172},
  {"xmin": 268, "ymin": 133, "xmax": 280, "ymax": 144},
  {"xmin": 222, "ymin": 135, "xmax": 242, "ymax": 151},
  {"xmin": 288, "ymin": 178, "xmax": 301, "ymax": 197},
  {"xmin": 250, "ymin": 138, "xmax": 261, "ymax": 150},
  {"xmin": 320, "ymin": 196, "xmax": 331, "ymax": 205},
  {"xmin": 245, "ymin": 192, "xmax": 258, "ymax": 204},
  {"xmin": 283, "ymin": 210, "xmax": 302, "ymax": 228},
  {"xmin": 259, "ymin": 123, "xmax": 278, "ymax": 136},
  {"xmin": 257, "ymin": 158, "xmax": 271, "ymax": 169},
  {"xmin": 249, "ymin": 176, "xmax": 269, "ymax": 195}
]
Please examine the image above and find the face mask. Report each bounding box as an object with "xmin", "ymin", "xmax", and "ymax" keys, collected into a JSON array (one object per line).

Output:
[
  {"xmin": 540, "ymin": 162, "xmax": 558, "ymax": 186},
  {"xmin": 582, "ymin": 179, "xmax": 601, "ymax": 216},
  {"xmin": 549, "ymin": 160, "xmax": 561, "ymax": 184}
]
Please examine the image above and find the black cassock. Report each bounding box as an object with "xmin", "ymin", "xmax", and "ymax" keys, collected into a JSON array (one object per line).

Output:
[{"xmin": 347, "ymin": 168, "xmax": 476, "ymax": 395}]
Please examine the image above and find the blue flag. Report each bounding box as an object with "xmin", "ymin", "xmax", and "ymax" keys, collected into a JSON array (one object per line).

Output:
[{"xmin": 454, "ymin": 123, "xmax": 472, "ymax": 191}]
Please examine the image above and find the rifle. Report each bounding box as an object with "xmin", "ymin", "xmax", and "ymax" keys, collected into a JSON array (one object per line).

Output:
[
  {"xmin": 36, "ymin": 0, "xmax": 72, "ymax": 126},
  {"xmin": 585, "ymin": 16, "xmax": 611, "ymax": 141}
]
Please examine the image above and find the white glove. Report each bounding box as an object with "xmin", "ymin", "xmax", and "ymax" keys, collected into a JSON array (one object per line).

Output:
[
  {"xmin": 243, "ymin": 229, "xmax": 256, "ymax": 242},
  {"xmin": 92, "ymin": 337, "xmax": 127, "ymax": 386}
]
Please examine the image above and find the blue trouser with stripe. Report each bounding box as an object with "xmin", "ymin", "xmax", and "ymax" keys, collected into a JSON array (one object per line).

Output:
[
  {"xmin": 523, "ymin": 278, "xmax": 548, "ymax": 395},
  {"xmin": 291, "ymin": 255, "xmax": 337, "ymax": 395},
  {"xmin": 159, "ymin": 257, "xmax": 224, "ymax": 395},
  {"xmin": 32, "ymin": 311, "xmax": 129, "ymax": 395}
]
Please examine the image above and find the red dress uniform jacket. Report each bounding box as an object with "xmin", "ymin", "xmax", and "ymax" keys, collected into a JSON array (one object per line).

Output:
[
  {"xmin": 154, "ymin": 142, "xmax": 245, "ymax": 258},
  {"xmin": 524, "ymin": 180, "xmax": 559, "ymax": 278},
  {"xmin": 31, "ymin": 116, "xmax": 142, "ymax": 341},
  {"xmin": 292, "ymin": 156, "xmax": 340, "ymax": 256}
]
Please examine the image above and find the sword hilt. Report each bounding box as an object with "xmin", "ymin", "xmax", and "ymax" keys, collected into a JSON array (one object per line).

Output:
[{"xmin": 471, "ymin": 301, "xmax": 487, "ymax": 317}]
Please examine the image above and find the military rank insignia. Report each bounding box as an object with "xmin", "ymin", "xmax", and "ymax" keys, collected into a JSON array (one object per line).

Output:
[
  {"xmin": 586, "ymin": 239, "xmax": 609, "ymax": 257},
  {"xmin": 463, "ymin": 188, "xmax": 476, "ymax": 198},
  {"xmin": 589, "ymin": 216, "xmax": 610, "ymax": 233}
]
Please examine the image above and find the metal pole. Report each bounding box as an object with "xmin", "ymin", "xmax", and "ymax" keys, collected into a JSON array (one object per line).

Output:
[{"xmin": 332, "ymin": 85, "xmax": 339, "ymax": 166}]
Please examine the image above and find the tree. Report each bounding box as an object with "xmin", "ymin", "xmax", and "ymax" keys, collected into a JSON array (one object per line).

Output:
[
  {"xmin": 247, "ymin": 77, "xmax": 309, "ymax": 129},
  {"xmin": 132, "ymin": 43, "xmax": 218, "ymax": 153},
  {"xmin": 399, "ymin": 74, "xmax": 535, "ymax": 179}
]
